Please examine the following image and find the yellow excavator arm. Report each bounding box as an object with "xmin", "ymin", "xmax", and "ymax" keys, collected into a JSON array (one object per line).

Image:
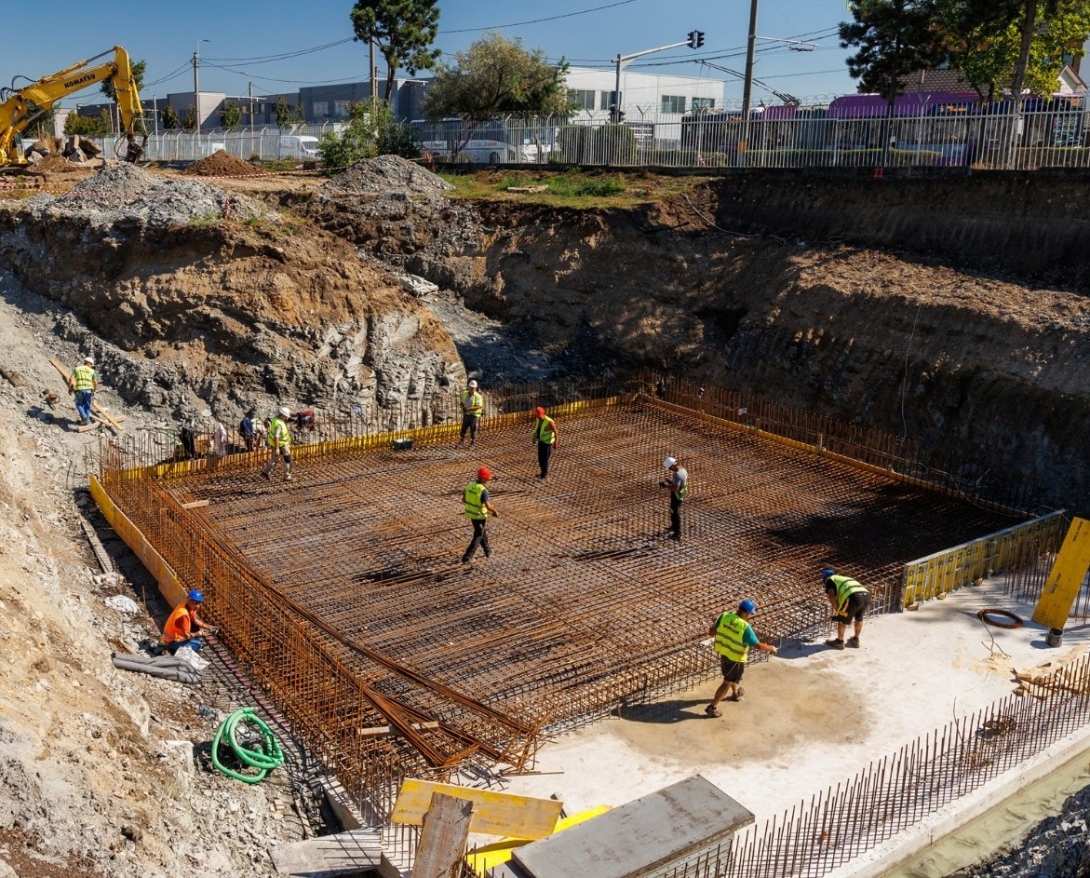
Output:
[{"xmin": 0, "ymin": 46, "xmax": 146, "ymax": 165}]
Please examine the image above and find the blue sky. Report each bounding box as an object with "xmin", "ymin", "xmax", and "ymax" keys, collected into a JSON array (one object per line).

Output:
[{"xmin": 4, "ymin": 0, "xmax": 858, "ymax": 107}]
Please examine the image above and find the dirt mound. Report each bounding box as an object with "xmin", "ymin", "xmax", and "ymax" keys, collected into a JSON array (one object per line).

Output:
[
  {"xmin": 185, "ymin": 150, "xmax": 260, "ymax": 177},
  {"xmin": 28, "ymin": 154, "xmax": 77, "ymax": 175},
  {"xmin": 322, "ymin": 154, "xmax": 453, "ymax": 196},
  {"xmin": 38, "ymin": 162, "xmax": 266, "ymax": 228}
]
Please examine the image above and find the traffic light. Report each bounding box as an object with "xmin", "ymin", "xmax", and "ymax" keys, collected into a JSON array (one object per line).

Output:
[{"xmin": 687, "ymin": 30, "xmax": 705, "ymax": 49}]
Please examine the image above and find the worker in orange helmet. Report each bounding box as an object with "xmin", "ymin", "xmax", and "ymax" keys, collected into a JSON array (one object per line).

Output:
[
  {"xmin": 462, "ymin": 466, "xmax": 498, "ymax": 563},
  {"xmin": 532, "ymin": 406, "xmax": 559, "ymax": 479}
]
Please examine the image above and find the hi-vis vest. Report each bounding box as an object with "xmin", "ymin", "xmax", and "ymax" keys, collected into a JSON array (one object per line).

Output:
[
  {"xmin": 829, "ymin": 575, "xmax": 867, "ymax": 613},
  {"xmin": 462, "ymin": 390, "xmax": 483, "ymax": 415},
  {"xmin": 673, "ymin": 467, "xmax": 689, "ymax": 500},
  {"xmin": 535, "ymin": 416, "xmax": 556, "ymax": 445},
  {"xmin": 464, "ymin": 481, "xmax": 488, "ymax": 520},
  {"xmin": 266, "ymin": 417, "xmax": 291, "ymax": 450},
  {"xmin": 163, "ymin": 603, "xmax": 194, "ymax": 643},
  {"xmin": 713, "ymin": 612, "xmax": 750, "ymax": 663},
  {"xmin": 72, "ymin": 364, "xmax": 95, "ymax": 391}
]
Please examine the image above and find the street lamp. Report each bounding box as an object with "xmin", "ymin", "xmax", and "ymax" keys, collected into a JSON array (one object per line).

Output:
[{"xmin": 193, "ymin": 39, "xmax": 211, "ymax": 131}]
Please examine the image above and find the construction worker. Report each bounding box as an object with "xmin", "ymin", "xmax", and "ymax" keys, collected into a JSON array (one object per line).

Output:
[
  {"xmin": 459, "ymin": 380, "xmax": 483, "ymax": 445},
  {"xmin": 822, "ymin": 568, "xmax": 870, "ymax": 649},
  {"xmin": 162, "ymin": 589, "xmax": 212, "ymax": 654},
  {"xmin": 532, "ymin": 406, "xmax": 559, "ymax": 479},
  {"xmin": 462, "ymin": 466, "xmax": 498, "ymax": 563},
  {"xmin": 705, "ymin": 599, "xmax": 778, "ymax": 717},
  {"xmin": 239, "ymin": 410, "xmax": 256, "ymax": 452},
  {"xmin": 67, "ymin": 355, "xmax": 98, "ymax": 426},
  {"xmin": 262, "ymin": 406, "xmax": 293, "ymax": 481},
  {"xmin": 660, "ymin": 456, "xmax": 689, "ymax": 541}
]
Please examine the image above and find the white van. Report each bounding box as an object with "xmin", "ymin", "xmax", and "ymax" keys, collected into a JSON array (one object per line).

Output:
[
  {"xmin": 279, "ymin": 135, "xmax": 321, "ymax": 159},
  {"xmin": 421, "ymin": 137, "xmax": 551, "ymax": 164}
]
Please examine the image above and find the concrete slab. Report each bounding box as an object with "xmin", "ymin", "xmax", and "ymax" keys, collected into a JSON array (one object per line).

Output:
[
  {"xmin": 478, "ymin": 578, "xmax": 1090, "ymax": 838},
  {"xmin": 269, "ymin": 828, "xmax": 381, "ymax": 877},
  {"xmin": 509, "ymin": 775, "xmax": 751, "ymax": 878}
]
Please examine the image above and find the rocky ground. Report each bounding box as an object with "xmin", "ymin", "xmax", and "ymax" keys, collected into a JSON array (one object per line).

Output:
[{"xmin": 0, "ymin": 155, "xmax": 1089, "ymax": 875}]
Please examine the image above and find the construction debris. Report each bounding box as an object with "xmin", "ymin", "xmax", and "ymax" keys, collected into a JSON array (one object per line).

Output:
[
  {"xmin": 321, "ymin": 154, "xmax": 454, "ymax": 197},
  {"xmin": 1013, "ymin": 648, "xmax": 1090, "ymax": 699}
]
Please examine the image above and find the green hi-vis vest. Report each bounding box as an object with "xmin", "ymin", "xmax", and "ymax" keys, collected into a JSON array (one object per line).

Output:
[
  {"xmin": 266, "ymin": 417, "xmax": 292, "ymax": 450},
  {"xmin": 674, "ymin": 467, "xmax": 689, "ymax": 500},
  {"xmin": 462, "ymin": 390, "xmax": 483, "ymax": 415},
  {"xmin": 72, "ymin": 365, "xmax": 95, "ymax": 391},
  {"xmin": 535, "ymin": 416, "xmax": 556, "ymax": 444},
  {"xmin": 713, "ymin": 612, "xmax": 750, "ymax": 663},
  {"xmin": 829, "ymin": 575, "xmax": 867, "ymax": 613},
  {"xmin": 464, "ymin": 481, "xmax": 488, "ymax": 520}
]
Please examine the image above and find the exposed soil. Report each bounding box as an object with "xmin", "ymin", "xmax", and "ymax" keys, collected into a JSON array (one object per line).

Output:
[
  {"xmin": 0, "ymin": 157, "xmax": 1088, "ymax": 875},
  {"xmin": 184, "ymin": 150, "xmax": 261, "ymax": 177}
]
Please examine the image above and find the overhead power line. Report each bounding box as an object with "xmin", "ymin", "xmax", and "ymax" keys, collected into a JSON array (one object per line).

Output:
[{"xmin": 440, "ymin": 0, "xmax": 645, "ymax": 34}]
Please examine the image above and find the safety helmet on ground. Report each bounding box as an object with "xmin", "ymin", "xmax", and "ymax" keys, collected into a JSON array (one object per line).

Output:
[
  {"xmin": 739, "ymin": 598, "xmax": 757, "ymax": 614},
  {"xmin": 187, "ymin": 589, "xmax": 204, "ymax": 603},
  {"xmin": 83, "ymin": 356, "xmax": 94, "ymax": 365},
  {"xmin": 468, "ymin": 380, "xmax": 478, "ymax": 388},
  {"xmin": 663, "ymin": 456, "xmax": 677, "ymax": 469},
  {"xmin": 535, "ymin": 406, "xmax": 546, "ymax": 417},
  {"xmin": 477, "ymin": 466, "xmax": 492, "ymax": 481},
  {"xmin": 821, "ymin": 568, "xmax": 835, "ymax": 581},
  {"xmin": 278, "ymin": 406, "xmax": 291, "ymax": 418}
]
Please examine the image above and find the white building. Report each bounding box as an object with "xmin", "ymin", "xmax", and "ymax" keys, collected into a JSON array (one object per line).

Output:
[{"xmin": 564, "ymin": 67, "xmax": 724, "ymax": 125}]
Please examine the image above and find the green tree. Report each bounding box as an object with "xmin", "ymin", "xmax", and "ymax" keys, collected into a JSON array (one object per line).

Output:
[
  {"xmin": 183, "ymin": 106, "xmax": 197, "ymax": 132},
  {"xmin": 25, "ymin": 102, "xmax": 55, "ymax": 139},
  {"xmin": 350, "ymin": 0, "xmax": 441, "ymax": 101},
  {"xmin": 318, "ymin": 100, "xmax": 419, "ymax": 171},
  {"xmin": 221, "ymin": 101, "xmax": 244, "ymax": 130},
  {"xmin": 840, "ymin": 0, "xmax": 946, "ymax": 101},
  {"xmin": 421, "ymin": 32, "xmax": 570, "ymax": 155},
  {"xmin": 161, "ymin": 104, "xmax": 179, "ymax": 130},
  {"xmin": 64, "ymin": 111, "xmax": 108, "ymax": 137},
  {"xmin": 274, "ymin": 95, "xmax": 302, "ymax": 127},
  {"xmin": 100, "ymin": 59, "xmax": 146, "ymax": 100}
]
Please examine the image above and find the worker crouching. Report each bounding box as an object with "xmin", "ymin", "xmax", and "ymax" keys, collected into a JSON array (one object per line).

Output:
[
  {"xmin": 162, "ymin": 589, "xmax": 212, "ymax": 654},
  {"xmin": 462, "ymin": 467, "xmax": 498, "ymax": 563}
]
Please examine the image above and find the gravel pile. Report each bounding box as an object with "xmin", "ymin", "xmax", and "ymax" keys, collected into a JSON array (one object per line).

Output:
[
  {"xmin": 32, "ymin": 162, "xmax": 267, "ymax": 227},
  {"xmin": 322, "ymin": 154, "xmax": 453, "ymax": 196}
]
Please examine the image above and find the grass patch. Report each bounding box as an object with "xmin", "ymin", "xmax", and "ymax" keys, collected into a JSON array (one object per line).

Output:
[
  {"xmin": 438, "ymin": 168, "xmax": 705, "ymax": 208},
  {"xmin": 546, "ymin": 174, "xmax": 625, "ymax": 197}
]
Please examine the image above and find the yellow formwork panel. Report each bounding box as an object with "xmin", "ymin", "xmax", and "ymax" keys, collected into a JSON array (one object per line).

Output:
[
  {"xmin": 391, "ymin": 779, "xmax": 563, "ymax": 840},
  {"xmin": 465, "ymin": 805, "xmax": 612, "ymax": 873},
  {"xmin": 1032, "ymin": 517, "xmax": 1090, "ymax": 630}
]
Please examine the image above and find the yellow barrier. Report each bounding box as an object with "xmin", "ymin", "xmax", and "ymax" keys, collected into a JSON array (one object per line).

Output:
[{"xmin": 1032, "ymin": 517, "xmax": 1090, "ymax": 630}]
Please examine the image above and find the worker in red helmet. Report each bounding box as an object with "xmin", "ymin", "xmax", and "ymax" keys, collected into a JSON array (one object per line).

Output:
[
  {"xmin": 532, "ymin": 406, "xmax": 559, "ymax": 479},
  {"xmin": 462, "ymin": 466, "xmax": 499, "ymax": 563}
]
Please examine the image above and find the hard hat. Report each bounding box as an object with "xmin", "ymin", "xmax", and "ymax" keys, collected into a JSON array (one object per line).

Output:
[
  {"xmin": 477, "ymin": 466, "xmax": 492, "ymax": 481},
  {"xmin": 821, "ymin": 568, "xmax": 835, "ymax": 580},
  {"xmin": 83, "ymin": 356, "xmax": 94, "ymax": 364},
  {"xmin": 468, "ymin": 380, "xmax": 478, "ymax": 388},
  {"xmin": 739, "ymin": 598, "xmax": 757, "ymax": 614},
  {"xmin": 663, "ymin": 456, "xmax": 677, "ymax": 469},
  {"xmin": 535, "ymin": 406, "xmax": 545, "ymax": 417},
  {"xmin": 279, "ymin": 406, "xmax": 291, "ymax": 417},
  {"xmin": 187, "ymin": 589, "xmax": 204, "ymax": 603}
]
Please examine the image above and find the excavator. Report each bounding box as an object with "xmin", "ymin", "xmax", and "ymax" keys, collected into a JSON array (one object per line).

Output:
[{"xmin": 0, "ymin": 46, "xmax": 147, "ymax": 167}]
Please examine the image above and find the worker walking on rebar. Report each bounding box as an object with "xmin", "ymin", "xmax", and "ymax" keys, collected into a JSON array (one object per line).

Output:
[
  {"xmin": 822, "ymin": 568, "xmax": 870, "ymax": 650},
  {"xmin": 705, "ymin": 599, "xmax": 777, "ymax": 717},
  {"xmin": 459, "ymin": 380, "xmax": 484, "ymax": 445},
  {"xmin": 462, "ymin": 466, "xmax": 498, "ymax": 563},
  {"xmin": 532, "ymin": 406, "xmax": 559, "ymax": 479},
  {"xmin": 261, "ymin": 406, "xmax": 293, "ymax": 482},
  {"xmin": 660, "ymin": 456, "xmax": 689, "ymax": 541},
  {"xmin": 161, "ymin": 589, "xmax": 213, "ymax": 654},
  {"xmin": 67, "ymin": 355, "xmax": 98, "ymax": 426}
]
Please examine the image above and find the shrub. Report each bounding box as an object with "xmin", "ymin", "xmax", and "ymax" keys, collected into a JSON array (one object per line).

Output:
[{"xmin": 593, "ymin": 125, "xmax": 637, "ymax": 165}]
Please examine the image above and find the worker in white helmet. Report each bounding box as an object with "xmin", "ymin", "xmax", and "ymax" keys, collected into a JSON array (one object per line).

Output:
[
  {"xmin": 67, "ymin": 355, "xmax": 98, "ymax": 426},
  {"xmin": 262, "ymin": 406, "xmax": 294, "ymax": 481},
  {"xmin": 659, "ymin": 456, "xmax": 689, "ymax": 541},
  {"xmin": 459, "ymin": 379, "xmax": 484, "ymax": 446}
]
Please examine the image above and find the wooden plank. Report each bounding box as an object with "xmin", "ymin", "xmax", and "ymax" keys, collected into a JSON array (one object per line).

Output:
[
  {"xmin": 1032, "ymin": 517, "xmax": 1090, "ymax": 630},
  {"xmin": 413, "ymin": 793, "xmax": 474, "ymax": 878},
  {"xmin": 392, "ymin": 780, "xmax": 563, "ymax": 840},
  {"xmin": 76, "ymin": 421, "xmax": 101, "ymax": 434},
  {"xmin": 181, "ymin": 500, "xmax": 210, "ymax": 509},
  {"xmin": 357, "ymin": 720, "xmax": 440, "ymax": 737},
  {"xmin": 269, "ymin": 828, "xmax": 381, "ymax": 877},
  {"xmin": 49, "ymin": 357, "xmax": 124, "ymax": 431},
  {"xmin": 466, "ymin": 805, "xmax": 611, "ymax": 874},
  {"xmin": 79, "ymin": 518, "xmax": 114, "ymax": 574}
]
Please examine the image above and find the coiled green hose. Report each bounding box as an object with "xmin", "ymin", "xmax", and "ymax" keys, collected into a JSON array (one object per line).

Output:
[{"xmin": 211, "ymin": 708, "xmax": 284, "ymax": 783}]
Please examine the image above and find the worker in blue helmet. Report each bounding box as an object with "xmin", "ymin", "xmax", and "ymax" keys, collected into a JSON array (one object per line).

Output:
[
  {"xmin": 161, "ymin": 588, "xmax": 213, "ymax": 654},
  {"xmin": 822, "ymin": 567, "xmax": 870, "ymax": 650},
  {"xmin": 704, "ymin": 598, "xmax": 778, "ymax": 718}
]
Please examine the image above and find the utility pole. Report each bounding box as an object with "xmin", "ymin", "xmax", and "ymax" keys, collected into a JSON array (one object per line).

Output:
[
  {"xmin": 741, "ymin": 0, "xmax": 759, "ymax": 146},
  {"xmin": 370, "ymin": 37, "xmax": 378, "ymax": 108},
  {"xmin": 248, "ymin": 81, "xmax": 255, "ymax": 134},
  {"xmin": 193, "ymin": 39, "xmax": 210, "ymax": 131},
  {"xmin": 612, "ymin": 32, "xmax": 705, "ymax": 124},
  {"xmin": 152, "ymin": 96, "xmax": 159, "ymax": 136}
]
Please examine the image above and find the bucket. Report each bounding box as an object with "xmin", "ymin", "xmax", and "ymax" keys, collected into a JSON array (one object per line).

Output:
[
  {"xmin": 392, "ymin": 438, "xmax": 413, "ymax": 451},
  {"xmin": 1046, "ymin": 627, "xmax": 1064, "ymax": 648}
]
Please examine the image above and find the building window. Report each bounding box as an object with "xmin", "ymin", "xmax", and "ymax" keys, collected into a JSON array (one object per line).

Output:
[
  {"xmin": 333, "ymin": 100, "xmax": 352, "ymax": 119},
  {"xmin": 313, "ymin": 100, "xmax": 330, "ymax": 118},
  {"xmin": 600, "ymin": 90, "xmax": 621, "ymax": 111},
  {"xmin": 568, "ymin": 89, "xmax": 595, "ymax": 110},
  {"xmin": 692, "ymin": 97, "xmax": 715, "ymax": 110},
  {"xmin": 661, "ymin": 95, "xmax": 686, "ymax": 113}
]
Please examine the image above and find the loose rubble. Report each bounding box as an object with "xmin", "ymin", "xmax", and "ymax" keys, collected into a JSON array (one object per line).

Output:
[{"xmin": 322, "ymin": 153, "xmax": 454, "ymax": 196}]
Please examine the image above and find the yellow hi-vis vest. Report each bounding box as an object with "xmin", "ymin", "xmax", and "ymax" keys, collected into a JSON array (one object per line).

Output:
[
  {"xmin": 713, "ymin": 612, "xmax": 750, "ymax": 663},
  {"xmin": 72, "ymin": 364, "xmax": 95, "ymax": 391},
  {"xmin": 464, "ymin": 481, "xmax": 488, "ymax": 520},
  {"xmin": 535, "ymin": 416, "xmax": 556, "ymax": 444},
  {"xmin": 829, "ymin": 575, "xmax": 867, "ymax": 614},
  {"xmin": 462, "ymin": 390, "xmax": 483, "ymax": 415},
  {"xmin": 266, "ymin": 417, "xmax": 292, "ymax": 450}
]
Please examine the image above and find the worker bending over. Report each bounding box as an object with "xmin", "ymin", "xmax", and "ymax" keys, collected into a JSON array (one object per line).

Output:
[
  {"xmin": 705, "ymin": 599, "xmax": 777, "ymax": 717},
  {"xmin": 262, "ymin": 406, "xmax": 293, "ymax": 481},
  {"xmin": 532, "ymin": 406, "xmax": 559, "ymax": 479},
  {"xmin": 459, "ymin": 380, "xmax": 483, "ymax": 445},
  {"xmin": 162, "ymin": 589, "xmax": 212, "ymax": 654},
  {"xmin": 462, "ymin": 467, "xmax": 498, "ymax": 563},
  {"xmin": 822, "ymin": 568, "xmax": 870, "ymax": 649}
]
